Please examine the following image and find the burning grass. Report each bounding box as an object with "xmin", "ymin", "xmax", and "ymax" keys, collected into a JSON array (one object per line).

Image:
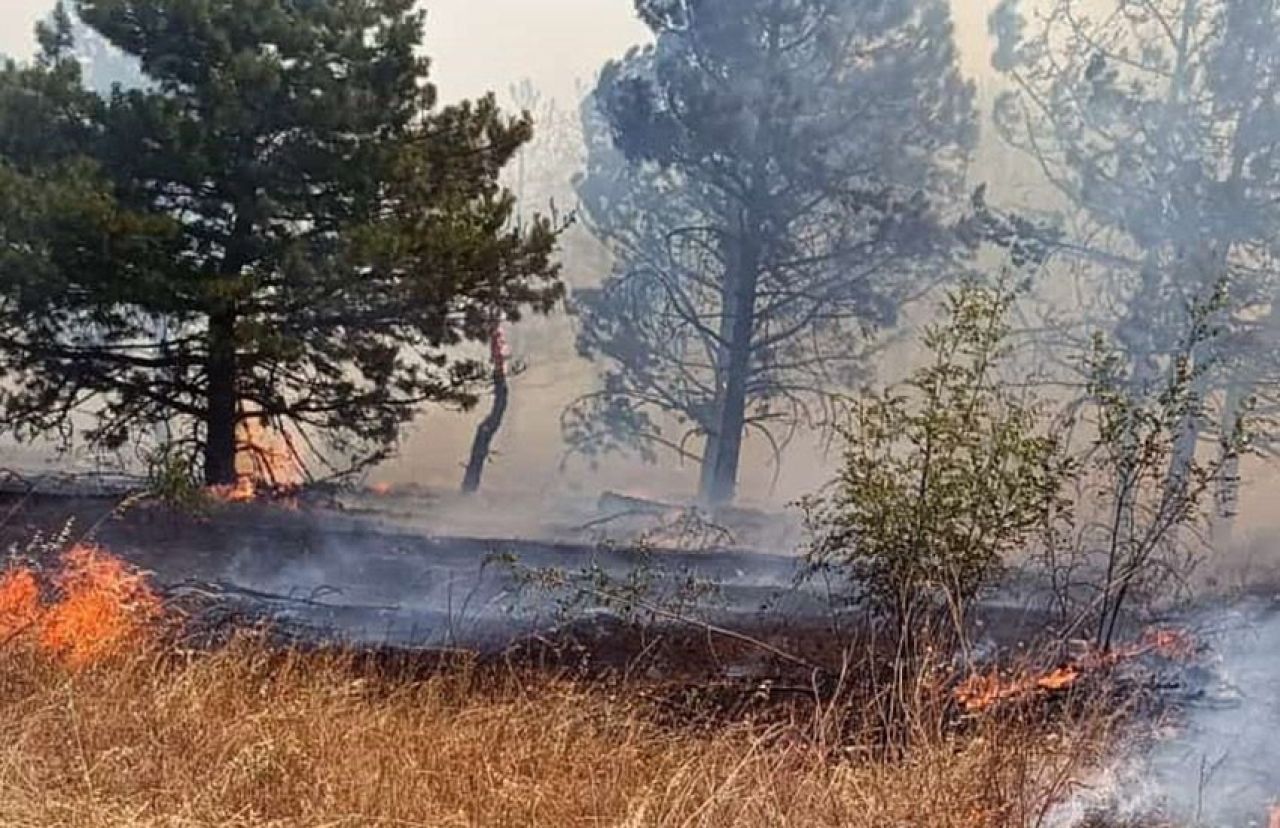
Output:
[
  {"xmin": 954, "ymin": 627, "xmax": 1200, "ymax": 714},
  {"xmin": 0, "ymin": 637, "xmax": 1125, "ymax": 828},
  {"xmin": 0, "ymin": 544, "xmax": 160, "ymax": 666},
  {"xmin": 0, "ymin": 544, "xmax": 1135, "ymax": 827}
]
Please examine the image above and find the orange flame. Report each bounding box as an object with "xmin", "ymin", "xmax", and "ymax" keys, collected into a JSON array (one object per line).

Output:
[
  {"xmin": 369, "ymin": 482, "xmax": 394, "ymax": 496},
  {"xmin": 955, "ymin": 668, "xmax": 1078, "ymax": 713},
  {"xmin": 0, "ymin": 567, "xmax": 40, "ymax": 640},
  {"xmin": 956, "ymin": 626, "xmax": 1198, "ymax": 713},
  {"xmin": 209, "ymin": 414, "xmax": 304, "ymax": 503},
  {"xmin": 0, "ymin": 545, "xmax": 161, "ymax": 667}
]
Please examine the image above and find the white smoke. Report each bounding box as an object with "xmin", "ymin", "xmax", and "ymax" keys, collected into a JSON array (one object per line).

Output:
[{"xmin": 1050, "ymin": 596, "xmax": 1280, "ymax": 827}]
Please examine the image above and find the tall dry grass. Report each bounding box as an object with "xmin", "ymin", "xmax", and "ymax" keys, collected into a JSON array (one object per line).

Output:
[{"xmin": 0, "ymin": 633, "xmax": 1122, "ymax": 828}]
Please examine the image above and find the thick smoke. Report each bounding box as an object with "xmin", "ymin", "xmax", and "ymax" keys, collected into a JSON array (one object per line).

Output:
[{"xmin": 1049, "ymin": 597, "xmax": 1280, "ymax": 826}]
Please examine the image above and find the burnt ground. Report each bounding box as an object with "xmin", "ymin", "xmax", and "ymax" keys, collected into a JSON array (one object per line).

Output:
[
  {"xmin": 0, "ymin": 488, "xmax": 1063, "ymax": 660},
  {"xmin": 0, "ymin": 491, "xmax": 837, "ymax": 652},
  {"xmin": 5, "ymin": 488, "xmax": 1278, "ymax": 826}
]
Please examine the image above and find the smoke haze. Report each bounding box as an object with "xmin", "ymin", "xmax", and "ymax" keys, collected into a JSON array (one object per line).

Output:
[{"xmin": 5, "ymin": 0, "xmax": 1280, "ymax": 536}]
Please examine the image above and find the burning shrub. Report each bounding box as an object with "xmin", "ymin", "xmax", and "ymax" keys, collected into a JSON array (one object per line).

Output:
[{"xmin": 0, "ymin": 544, "xmax": 161, "ymax": 667}]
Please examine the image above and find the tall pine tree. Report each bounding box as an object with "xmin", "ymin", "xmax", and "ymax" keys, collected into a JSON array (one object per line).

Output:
[
  {"xmin": 0, "ymin": 0, "xmax": 562, "ymax": 484},
  {"xmin": 567, "ymin": 0, "xmax": 976, "ymax": 504},
  {"xmin": 990, "ymin": 0, "xmax": 1280, "ymax": 528}
]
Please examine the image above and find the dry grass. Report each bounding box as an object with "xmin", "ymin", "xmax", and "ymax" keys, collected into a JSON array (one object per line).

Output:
[{"xmin": 0, "ymin": 633, "xmax": 1125, "ymax": 828}]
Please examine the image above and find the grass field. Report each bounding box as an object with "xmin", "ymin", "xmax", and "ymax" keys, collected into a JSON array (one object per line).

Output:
[{"xmin": 0, "ymin": 631, "xmax": 1132, "ymax": 828}]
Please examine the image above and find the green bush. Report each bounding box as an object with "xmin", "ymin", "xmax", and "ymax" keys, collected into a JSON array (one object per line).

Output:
[
  {"xmin": 143, "ymin": 443, "xmax": 210, "ymax": 515},
  {"xmin": 802, "ymin": 278, "xmax": 1071, "ymax": 645}
]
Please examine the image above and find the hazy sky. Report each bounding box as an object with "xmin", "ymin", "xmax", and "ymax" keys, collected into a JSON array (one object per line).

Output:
[{"xmin": 2, "ymin": 1, "xmax": 1002, "ymax": 103}]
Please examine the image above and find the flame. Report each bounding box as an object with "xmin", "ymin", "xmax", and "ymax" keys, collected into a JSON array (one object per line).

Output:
[
  {"xmin": 956, "ymin": 626, "xmax": 1198, "ymax": 713},
  {"xmin": 209, "ymin": 414, "xmax": 304, "ymax": 503},
  {"xmin": 0, "ymin": 545, "xmax": 160, "ymax": 667},
  {"xmin": 1035, "ymin": 665, "xmax": 1080, "ymax": 691},
  {"xmin": 955, "ymin": 669, "xmax": 1075, "ymax": 713},
  {"xmin": 209, "ymin": 476, "xmax": 257, "ymax": 504},
  {"xmin": 369, "ymin": 482, "xmax": 394, "ymax": 496},
  {"xmin": 1269, "ymin": 804, "xmax": 1280, "ymax": 828},
  {"xmin": 0, "ymin": 567, "xmax": 40, "ymax": 640}
]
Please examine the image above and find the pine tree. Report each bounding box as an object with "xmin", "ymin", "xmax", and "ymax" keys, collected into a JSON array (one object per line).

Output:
[
  {"xmin": 567, "ymin": 0, "xmax": 977, "ymax": 504},
  {"xmin": 0, "ymin": 0, "xmax": 563, "ymax": 484},
  {"xmin": 990, "ymin": 0, "xmax": 1280, "ymax": 531}
]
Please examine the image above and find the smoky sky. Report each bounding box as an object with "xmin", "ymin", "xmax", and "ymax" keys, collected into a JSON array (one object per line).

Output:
[{"xmin": 1, "ymin": 0, "xmax": 1009, "ymax": 101}]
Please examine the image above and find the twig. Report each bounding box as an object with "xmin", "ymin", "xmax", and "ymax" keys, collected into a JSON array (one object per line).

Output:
[{"xmin": 572, "ymin": 582, "xmax": 828, "ymax": 675}]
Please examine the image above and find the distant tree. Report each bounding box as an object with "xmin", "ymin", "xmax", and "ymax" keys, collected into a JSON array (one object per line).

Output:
[
  {"xmin": 40, "ymin": 1, "xmax": 146, "ymax": 93},
  {"xmin": 566, "ymin": 0, "xmax": 977, "ymax": 504},
  {"xmin": 0, "ymin": 0, "xmax": 562, "ymax": 485},
  {"xmin": 461, "ymin": 80, "xmax": 581, "ymax": 494},
  {"xmin": 990, "ymin": 0, "xmax": 1280, "ymax": 530}
]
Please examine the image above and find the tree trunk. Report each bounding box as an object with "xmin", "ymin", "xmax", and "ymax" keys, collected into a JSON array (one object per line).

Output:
[
  {"xmin": 204, "ymin": 308, "xmax": 239, "ymax": 486},
  {"xmin": 704, "ymin": 337, "xmax": 752, "ymax": 504},
  {"xmin": 461, "ymin": 325, "xmax": 510, "ymax": 494},
  {"xmin": 1214, "ymin": 386, "xmax": 1245, "ymax": 545},
  {"xmin": 700, "ymin": 222, "xmax": 761, "ymax": 506},
  {"xmin": 698, "ymin": 431, "xmax": 721, "ymax": 500}
]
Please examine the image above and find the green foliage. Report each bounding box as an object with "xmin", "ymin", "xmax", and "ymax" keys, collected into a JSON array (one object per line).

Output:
[
  {"xmin": 802, "ymin": 278, "xmax": 1070, "ymax": 635},
  {"xmin": 1066, "ymin": 279, "xmax": 1253, "ymax": 649},
  {"xmin": 0, "ymin": 0, "xmax": 563, "ymax": 482},
  {"xmin": 806, "ymin": 273, "xmax": 1259, "ymax": 652},
  {"xmin": 142, "ymin": 442, "xmax": 210, "ymax": 515}
]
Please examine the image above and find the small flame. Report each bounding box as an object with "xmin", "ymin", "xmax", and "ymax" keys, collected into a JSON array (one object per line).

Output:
[
  {"xmin": 209, "ymin": 413, "xmax": 305, "ymax": 503},
  {"xmin": 1035, "ymin": 665, "xmax": 1080, "ymax": 691},
  {"xmin": 209, "ymin": 476, "xmax": 257, "ymax": 504},
  {"xmin": 956, "ymin": 626, "xmax": 1198, "ymax": 713},
  {"xmin": 955, "ymin": 668, "xmax": 1080, "ymax": 713},
  {"xmin": 369, "ymin": 482, "xmax": 394, "ymax": 496},
  {"xmin": 0, "ymin": 567, "xmax": 40, "ymax": 640},
  {"xmin": 0, "ymin": 545, "xmax": 160, "ymax": 667},
  {"xmin": 1140, "ymin": 627, "xmax": 1197, "ymax": 660},
  {"xmin": 1269, "ymin": 804, "xmax": 1280, "ymax": 828}
]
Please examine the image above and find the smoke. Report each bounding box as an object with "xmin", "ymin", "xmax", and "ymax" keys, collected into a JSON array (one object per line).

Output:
[
  {"xmin": 1049, "ymin": 596, "xmax": 1280, "ymax": 826},
  {"xmin": 0, "ymin": 0, "xmax": 1097, "ymax": 514},
  {"xmin": 190, "ymin": 491, "xmax": 813, "ymax": 650}
]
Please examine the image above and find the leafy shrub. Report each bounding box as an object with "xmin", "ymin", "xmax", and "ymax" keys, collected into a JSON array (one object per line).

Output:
[
  {"xmin": 143, "ymin": 443, "xmax": 210, "ymax": 514},
  {"xmin": 802, "ymin": 278, "xmax": 1071, "ymax": 644},
  {"xmin": 1061, "ymin": 280, "xmax": 1253, "ymax": 649}
]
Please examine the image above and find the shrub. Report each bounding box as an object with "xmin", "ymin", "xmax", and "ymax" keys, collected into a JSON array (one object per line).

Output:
[{"xmin": 802, "ymin": 277, "xmax": 1071, "ymax": 648}]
